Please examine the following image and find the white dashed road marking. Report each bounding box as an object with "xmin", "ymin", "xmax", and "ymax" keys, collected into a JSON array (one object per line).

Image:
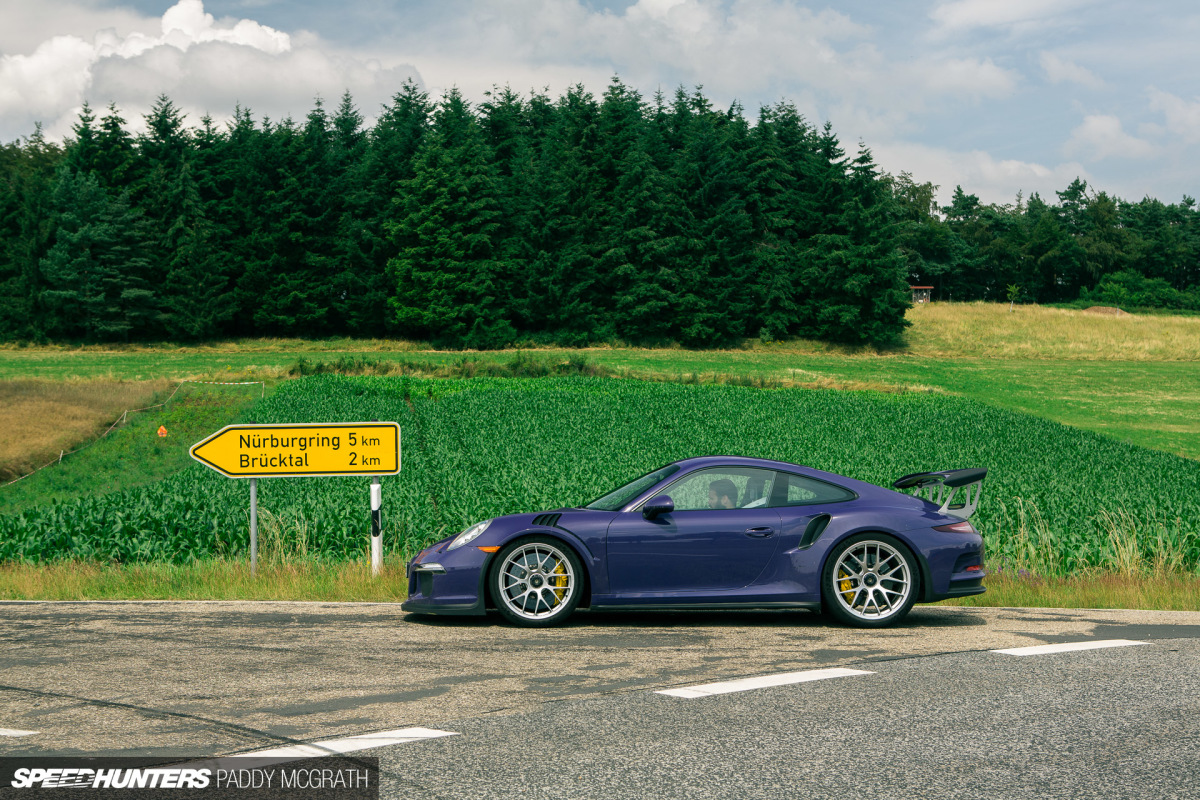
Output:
[
  {"xmin": 991, "ymin": 639, "xmax": 1148, "ymax": 656},
  {"xmin": 656, "ymin": 667, "xmax": 875, "ymax": 698},
  {"xmin": 245, "ymin": 727, "xmax": 458, "ymax": 759},
  {"xmin": 0, "ymin": 728, "xmax": 37, "ymax": 737}
]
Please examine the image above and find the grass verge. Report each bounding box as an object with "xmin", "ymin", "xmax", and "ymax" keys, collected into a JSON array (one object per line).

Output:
[
  {"xmin": 2, "ymin": 560, "xmax": 1197, "ymax": 611},
  {"xmin": 944, "ymin": 570, "xmax": 1200, "ymax": 611},
  {"xmin": 0, "ymin": 558, "xmax": 409, "ymax": 602}
]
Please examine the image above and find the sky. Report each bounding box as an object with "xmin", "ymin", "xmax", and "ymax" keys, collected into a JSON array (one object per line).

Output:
[{"xmin": 2, "ymin": 0, "xmax": 1199, "ymax": 206}]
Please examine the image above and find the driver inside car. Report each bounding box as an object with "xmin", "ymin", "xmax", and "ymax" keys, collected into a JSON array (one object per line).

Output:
[{"xmin": 707, "ymin": 478, "xmax": 738, "ymax": 509}]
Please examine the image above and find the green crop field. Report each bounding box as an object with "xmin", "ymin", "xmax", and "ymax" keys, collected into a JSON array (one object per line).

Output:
[
  {"xmin": 3, "ymin": 301, "xmax": 1198, "ymax": 462},
  {"xmin": 2, "ymin": 375, "xmax": 1197, "ymax": 577}
]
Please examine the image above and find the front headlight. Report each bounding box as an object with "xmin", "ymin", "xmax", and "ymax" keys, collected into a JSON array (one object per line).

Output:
[{"xmin": 446, "ymin": 519, "xmax": 492, "ymax": 551}]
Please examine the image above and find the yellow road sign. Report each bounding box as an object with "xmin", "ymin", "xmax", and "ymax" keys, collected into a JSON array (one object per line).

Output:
[{"xmin": 190, "ymin": 422, "xmax": 401, "ymax": 478}]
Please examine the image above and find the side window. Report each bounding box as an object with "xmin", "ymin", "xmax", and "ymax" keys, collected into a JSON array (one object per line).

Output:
[
  {"xmin": 771, "ymin": 472, "xmax": 855, "ymax": 507},
  {"xmin": 653, "ymin": 468, "xmax": 778, "ymax": 511}
]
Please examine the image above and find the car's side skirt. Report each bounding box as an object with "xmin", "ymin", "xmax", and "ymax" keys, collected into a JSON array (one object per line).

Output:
[{"xmin": 587, "ymin": 601, "xmax": 821, "ymax": 611}]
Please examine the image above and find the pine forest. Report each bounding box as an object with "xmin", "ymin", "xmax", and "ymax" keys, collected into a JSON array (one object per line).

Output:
[{"xmin": 2, "ymin": 78, "xmax": 1199, "ymax": 349}]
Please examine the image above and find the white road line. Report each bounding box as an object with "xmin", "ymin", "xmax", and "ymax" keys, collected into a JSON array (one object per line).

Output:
[
  {"xmin": 0, "ymin": 728, "xmax": 37, "ymax": 737},
  {"xmin": 244, "ymin": 727, "xmax": 458, "ymax": 759},
  {"xmin": 656, "ymin": 667, "xmax": 874, "ymax": 698},
  {"xmin": 991, "ymin": 639, "xmax": 1148, "ymax": 656}
]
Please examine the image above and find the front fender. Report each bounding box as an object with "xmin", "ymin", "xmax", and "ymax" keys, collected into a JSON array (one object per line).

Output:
[{"xmin": 494, "ymin": 526, "xmax": 601, "ymax": 607}]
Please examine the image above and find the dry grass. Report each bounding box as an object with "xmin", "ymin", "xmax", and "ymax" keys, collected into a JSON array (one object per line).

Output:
[
  {"xmin": 3, "ymin": 558, "xmax": 1195, "ymax": 610},
  {"xmin": 945, "ymin": 570, "xmax": 1200, "ymax": 611},
  {"xmin": 3, "ymin": 303, "xmax": 1197, "ymax": 366},
  {"xmin": 0, "ymin": 379, "xmax": 171, "ymax": 481},
  {"xmin": 0, "ymin": 558, "xmax": 410, "ymax": 601},
  {"xmin": 902, "ymin": 301, "xmax": 1200, "ymax": 360}
]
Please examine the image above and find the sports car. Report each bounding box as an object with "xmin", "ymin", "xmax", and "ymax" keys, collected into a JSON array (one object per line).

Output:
[{"xmin": 402, "ymin": 456, "xmax": 988, "ymax": 628}]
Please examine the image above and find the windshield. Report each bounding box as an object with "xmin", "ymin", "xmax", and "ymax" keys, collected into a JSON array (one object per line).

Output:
[{"xmin": 585, "ymin": 464, "xmax": 681, "ymax": 511}]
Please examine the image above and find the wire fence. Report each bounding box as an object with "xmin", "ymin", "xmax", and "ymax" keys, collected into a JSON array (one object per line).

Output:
[{"xmin": 1, "ymin": 380, "xmax": 265, "ymax": 489}]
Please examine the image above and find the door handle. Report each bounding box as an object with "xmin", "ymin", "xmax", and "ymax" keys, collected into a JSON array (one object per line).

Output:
[{"xmin": 744, "ymin": 527, "xmax": 775, "ymax": 538}]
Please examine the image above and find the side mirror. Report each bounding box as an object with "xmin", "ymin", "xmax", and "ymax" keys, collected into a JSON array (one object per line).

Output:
[{"xmin": 642, "ymin": 495, "xmax": 674, "ymax": 520}]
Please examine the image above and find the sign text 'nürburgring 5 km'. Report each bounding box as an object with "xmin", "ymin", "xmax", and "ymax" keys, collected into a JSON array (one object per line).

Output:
[{"xmin": 189, "ymin": 422, "xmax": 401, "ymax": 478}]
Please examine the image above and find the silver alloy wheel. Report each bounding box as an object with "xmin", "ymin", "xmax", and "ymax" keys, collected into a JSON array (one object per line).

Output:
[
  {"xmin": 832, "ymin": 539, "xmax": 912, "ymax": 621},
  {"xmin": 497, "ymin": 542, "xmax": 576, "ymax": 621}
]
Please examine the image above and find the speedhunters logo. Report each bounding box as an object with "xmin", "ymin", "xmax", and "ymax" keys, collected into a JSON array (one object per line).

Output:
[
  {"xmin": 10, "ymin": 768, "xmax": 210, "ymax": 788},
  {"xmin": 0, "ymin": 758, "xmax": 378, "ymax": 799}
]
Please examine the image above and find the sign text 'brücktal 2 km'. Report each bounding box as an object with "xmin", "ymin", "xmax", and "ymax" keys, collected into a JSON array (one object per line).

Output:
[{"xmin": 189, "ymin": 422, "xmax": 401, "ymax": 478}]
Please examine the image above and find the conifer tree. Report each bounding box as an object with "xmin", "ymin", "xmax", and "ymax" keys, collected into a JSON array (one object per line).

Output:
[
  {"xmin": 530, "ymin": 85, "xmax": 606, "ymax": 341},
  {"xmin": 387, "ymin": 89, "xmax": 512, "ymax": 347},
  {"xmin": 0, "ymin": 127, "xmax": 63, "ymax": 338},
  {"xmin": 160, "ymin": 160, "xmax": 232, "ymax": 339},
  {"xmin": 360, "ymin": 81, "xmax": 432, "ymax": 335},
  {"xmin": 796, "ymin": 145, "xmax": 909, "ymax": 345},
  {"xmin": 39, "ymin": 168, "xmax": 155, "ymax": 340}
]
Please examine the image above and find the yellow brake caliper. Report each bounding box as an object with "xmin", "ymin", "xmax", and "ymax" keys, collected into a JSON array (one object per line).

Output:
[
  {"xmin": 838, "ymin": 569, "xmax": 854, "ymax": 603},
  {"xmin": 551, "ymin": 561, "xmax": 568, "ymax": 605}
]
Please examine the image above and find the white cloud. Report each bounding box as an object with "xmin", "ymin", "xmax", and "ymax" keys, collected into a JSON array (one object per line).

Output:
[
  {"xmin": 919, "ymin": 57, "xmax": 1017, "ymax": 97},
  {"xmin": 1065, "ymin": 114, "xmax": 1157, "ymax": 160},
  {"xmin": 0, "ymin": 1, "xmax": 155, "ymax": 55},
  {"xmin": 0, "ymin": 0, "xmax": 419, "ymax": 142},
  {"xmin": 870, "ymin": 140, "xmax": 1090, "ymax": 205},
  {"xmin": 929, "ymin": 0, "xmax": 1091, "ymax": 34},
  {"xmin": 1039, "ymin": 52, "xmax": 1105, "ymax": 89},
  {"xmin": 397, "ymin": 0, "xmax": 1016, "ymax": 135},
  {"xmin": 0, "ymin": 35, "xmax": 97, "ymax": 121},
  {"xmin": 1148, "ymin": 87, "xmax": 1200, "ymax": 144}
]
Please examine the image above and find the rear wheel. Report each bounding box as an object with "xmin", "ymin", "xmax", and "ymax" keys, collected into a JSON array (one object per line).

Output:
[
  {"xmin": 490, "ymin": 536, "xmax": 583, "ymax": 627},
  {"xmin": 822, "ymin": 534, "xmax": 918, "ymax": 628}
]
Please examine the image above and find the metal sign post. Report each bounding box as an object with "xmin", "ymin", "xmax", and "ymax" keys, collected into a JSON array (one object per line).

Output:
[
  {"xmin": 249, "ymin": 478, "xmax": 258, "ymax": 576},
  {"xmin": 190, "ymin": 422, "xmax": 401, "ymax": 578},
  {"xmin": 370, "ymin": 477, "xmax": 382, "ymax": 576}
]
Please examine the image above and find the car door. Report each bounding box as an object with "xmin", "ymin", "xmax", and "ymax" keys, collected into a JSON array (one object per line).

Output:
[
  {"xmin": 606, "ymin": 467, "xmax": 783, "ymax": 594},
  {"xmin": 767, "ymin": 471, "xmax": 861, "ymax": 592}
]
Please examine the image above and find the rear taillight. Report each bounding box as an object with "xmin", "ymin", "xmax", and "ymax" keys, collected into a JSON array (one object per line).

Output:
[{"xmin": 933, "ymin": 521, "xmax": 976, "ymax": 533}]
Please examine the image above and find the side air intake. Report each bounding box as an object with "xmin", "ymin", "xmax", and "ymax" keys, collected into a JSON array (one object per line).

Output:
[{"xmin": 532, "ymin": 513, "xmax": 562, "ymax": 528}]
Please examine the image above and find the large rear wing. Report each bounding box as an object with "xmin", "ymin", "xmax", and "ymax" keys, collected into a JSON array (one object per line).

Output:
[{"xmin": 892, "ymin": 467, "xmax": 987, "ymax": 520}]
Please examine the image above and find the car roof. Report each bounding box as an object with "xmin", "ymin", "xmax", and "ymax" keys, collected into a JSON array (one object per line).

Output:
[{"xmin": 668, "ymin": 455, "xmax": 888, "ymax": 497}]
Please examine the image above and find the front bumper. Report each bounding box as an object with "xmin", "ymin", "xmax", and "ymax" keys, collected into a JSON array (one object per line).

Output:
[{"xmin": 401, "ymin": 544, "xmax": 491, "ymax": 616}]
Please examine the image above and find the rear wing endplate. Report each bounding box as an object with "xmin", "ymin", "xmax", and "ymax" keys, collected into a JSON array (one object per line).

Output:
[{"xmin": 892, "ymin": 468, "xmax": 987, "ymax": 520}]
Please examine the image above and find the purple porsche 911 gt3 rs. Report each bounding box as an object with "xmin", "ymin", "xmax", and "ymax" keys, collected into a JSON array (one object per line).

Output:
[{"xmin": 402, "ymin": 456, "xmax": 987, "ymax": 628}]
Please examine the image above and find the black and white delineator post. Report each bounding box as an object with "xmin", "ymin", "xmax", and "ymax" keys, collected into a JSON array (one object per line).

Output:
[{"xmin": 370, "ymin": 476, "xmax": 382, "ymax": 576}]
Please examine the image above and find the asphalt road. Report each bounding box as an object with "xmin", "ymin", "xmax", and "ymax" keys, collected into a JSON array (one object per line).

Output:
[{"xmin": 2, "ymin": 602, "xmax": 1198, "ymax": 798}]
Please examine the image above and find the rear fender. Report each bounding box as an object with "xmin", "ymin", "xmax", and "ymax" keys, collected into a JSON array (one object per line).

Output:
[{"xmin": 817, "ymin": 528, "xmax": 933, "ymax": 604}]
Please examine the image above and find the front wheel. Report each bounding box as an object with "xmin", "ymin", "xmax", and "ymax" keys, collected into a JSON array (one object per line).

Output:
[
  {"xmin": 490, "ymin": 536, "xmax": 583, "ymax": 627},
  {"xmin": 822, "ymin": 534, "xmax": 919, "ymax": 628}
]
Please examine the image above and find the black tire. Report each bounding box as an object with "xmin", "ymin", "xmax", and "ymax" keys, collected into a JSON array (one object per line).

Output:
[
  {"xmin": 489, "ymin": 536, "xmax": 583, "ymax": 628},
  {"xmin": 822, "ymin": 533, "xmax": 919, "ymax": 628}
]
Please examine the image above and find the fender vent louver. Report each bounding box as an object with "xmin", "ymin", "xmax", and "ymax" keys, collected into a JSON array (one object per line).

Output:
[
  {"xmin": 798, "ymin": 514, "xmax": 831, "ymax": 549},
  {"xmin": 532, "ymin": 513, "xmax": 562, "ymax": 528}
]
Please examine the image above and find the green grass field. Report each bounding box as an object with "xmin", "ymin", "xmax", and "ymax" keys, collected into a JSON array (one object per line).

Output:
[
  {"xmin": 3, "ymin": 375, "xmax": 1197, "ymax": 578},
  {"xmin": 1, "ymin": 302, "xmax": 1197, "ymax": 606},
  {"xmin": 2, "ymin": 304, "xmax": 1196, "ymax": 461}
]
